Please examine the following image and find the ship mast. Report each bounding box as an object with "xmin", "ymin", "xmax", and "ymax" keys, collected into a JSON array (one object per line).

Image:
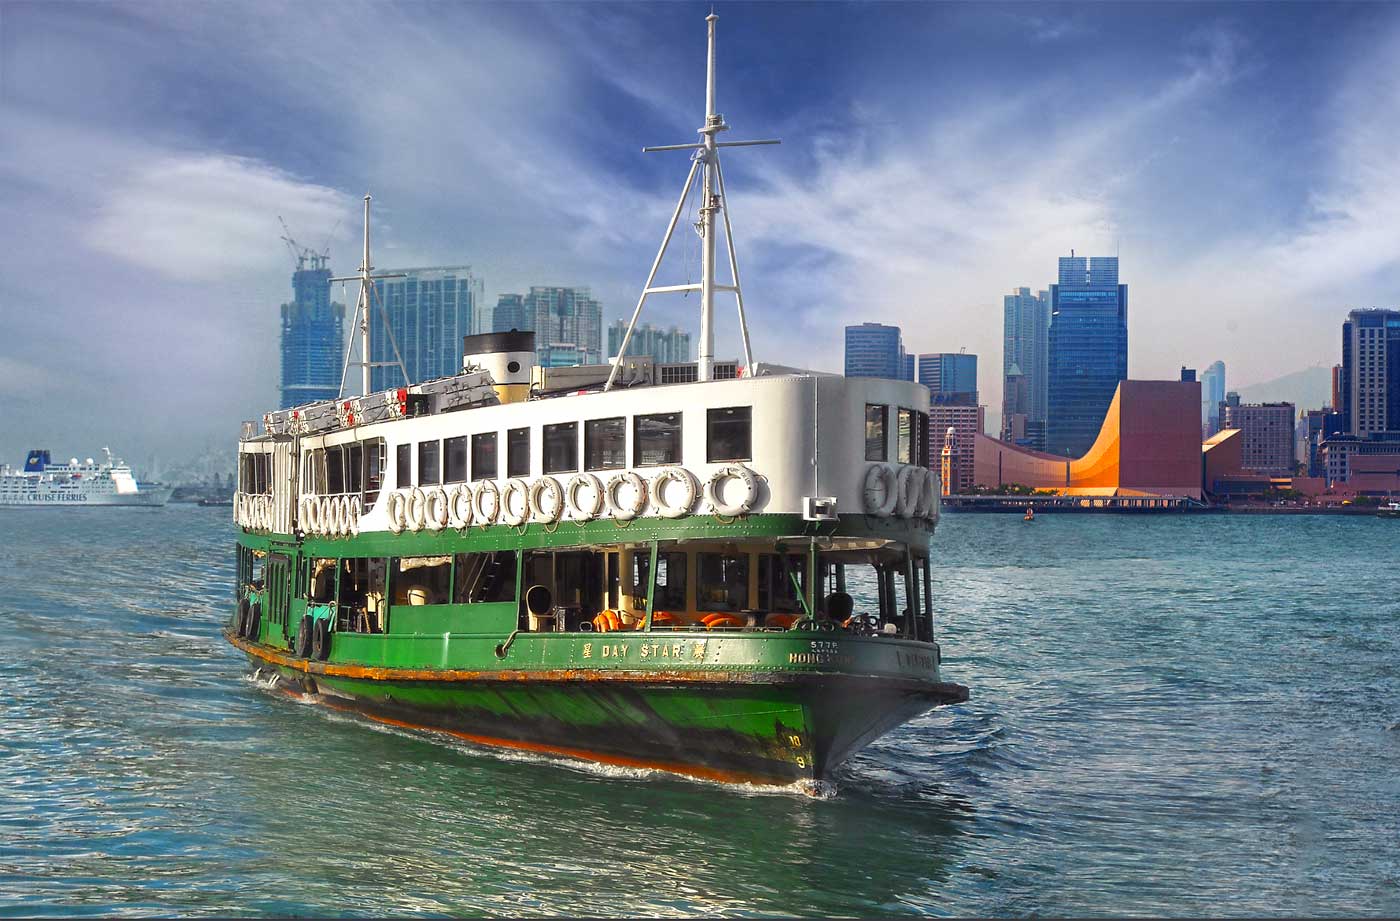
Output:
[
  {"xmin": 334, "ymin": 194, "xmax": 409, "ymax": 398},
  {"xmin": 604, "ymin": 11, "xmax": 779, "ymax": 391}
]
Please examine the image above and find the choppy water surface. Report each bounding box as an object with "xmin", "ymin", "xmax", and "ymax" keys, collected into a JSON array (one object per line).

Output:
[{"xmin": 2, "ymin": 507, "xmax": 1397, "ymax": 916}]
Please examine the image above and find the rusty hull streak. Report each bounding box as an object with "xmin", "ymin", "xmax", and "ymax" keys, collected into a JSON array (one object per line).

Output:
[{"xmin": 223, "ymin": 630, "xmax": 963, "ymax": 699}]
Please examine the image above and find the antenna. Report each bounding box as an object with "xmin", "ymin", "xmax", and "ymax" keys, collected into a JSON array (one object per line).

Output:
[
  {"xmin": 605, "ymin": 11, "xmax": 780, "ymax": 391},
  {"xmin": 331, "ymin": 194, "xmax": 409, "ymax": 397}
]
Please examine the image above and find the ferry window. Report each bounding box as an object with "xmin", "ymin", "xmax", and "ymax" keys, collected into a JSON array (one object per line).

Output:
[
  {"xmin": 758, "ymin": 554, "xmax": 808, "ymax": 614},
  {"xmin": 632, "ymin": 551, "xmax": 687, "ymax": 610},
  {"xmin": 365, "ymin": 440, "xmax": 385, "ymax": 505},
  {"xmin": 453, "ymin": 551, "xmax": 517, "ymax": 604},
  {"xmin": 309, "ymin": 558, "xmax": 337, "ymax": 603},
  {"xmin": 584, "ymin": 417, "xmax": 626, "ymax": 471},
  {"xmin": 338, "ymin": 557, "xmax": 386, "ymax": 634},
  {"xmin": 392, "ymin": 556, "xmax": 451, "ymax": 606},
  {"xmin": 396, "ymin": 443, "xmax": 412, "ymax": 489},
  {"xmin": 634, "ymin": 413, "xmax": 682, "ymax": 466},
  {"xmin": 865, "ymin": 405, "xmax": 887, "ymax": 461},
  {"xmin": 543, "ymin": 422, "xmax": 578, "ymax": 474},
  {"xmin": 418, "ymin": 440, "xmax": 441, "ymax": 486},
  {"xmin": 697, "ymin": 553, "xmax": 749, "ymax": 612},
  {"xmin": 347, "ymin": 443, "xmax": 364, "ymax": 495},
  {"xmin": 326, "ymin": 446, "xmax": 345, "ymax": 495},
  {"xmin": 255, "ymin": 454, "xmax": 269, "ymax": 494},
  {"xmin": 707, "ymin": 407, "xmax": 751, "ymax": 462},
  {"xmin": 444, "ymin": 436, "xmax": 468, "ymax": 484},
  {"xmin": 897, "ymin": 409, "xmax": 913, "ymax": 465},
  {"xmin": 916, "ymin": 411, "xmax": 930, "ymax": 467},
  {"xmin": 507, "ymin": 428, "xmax": 530, "ymax": 478},
  {"xmin": 472, "ymin": 432, "xmax": 498, "ymax": 481}
]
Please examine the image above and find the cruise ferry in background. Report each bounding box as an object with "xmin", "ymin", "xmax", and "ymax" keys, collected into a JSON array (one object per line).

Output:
[{"xmin": 0, "ymin": 449, "xmax": 171, "ymax": 507}]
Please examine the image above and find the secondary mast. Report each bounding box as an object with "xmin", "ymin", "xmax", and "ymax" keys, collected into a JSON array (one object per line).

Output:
[
  {"xmin": 605, "ymin": 11, "xmax": 778, "ymax": 391},
  {"xmin": 335, "ymin": 194, "xmax": 409, "ymax": 398}
]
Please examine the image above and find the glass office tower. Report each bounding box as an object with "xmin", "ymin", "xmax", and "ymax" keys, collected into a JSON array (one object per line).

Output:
[{"xmin": 1046, "ymin": 255, "xmax": 1128, "ymax": 457}]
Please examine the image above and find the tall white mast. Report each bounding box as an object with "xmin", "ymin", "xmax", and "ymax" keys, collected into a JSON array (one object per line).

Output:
[
  {"xmin": 604, "ymin": 11, "xmax": 778, "ymax": 391},
  {"xmin": 334, "ymin": 194, "xmax": 408, "ymax": 398}
]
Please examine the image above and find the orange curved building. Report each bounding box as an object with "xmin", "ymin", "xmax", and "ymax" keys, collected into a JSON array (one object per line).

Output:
[{"xmin": 972, "ymin": 380, "xmax": 1204, "ymax": 499}]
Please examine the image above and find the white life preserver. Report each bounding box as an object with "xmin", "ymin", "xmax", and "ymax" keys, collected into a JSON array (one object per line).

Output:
[
  {"xmin": 406, "ymin": 487, "xmax": 427, "ymax": 532},
  {"xmin": 449, "ymin": 484, "xmax": 473, "ymax": 529},
  {"xmin": 302, "ymin": 495, "xmax": 319, "ymax": 533},
  {"xmin": 474, "ymin": 478, "xmax": 501, "ymax": 524},
  {"xmin": 233, "ymin": 493, "xmax": 242, "ymax": 526},
  {"xmin": 348, "ymin": 495, "xmax": 362, "ymax": 537},
  {"xmin": 863, "ymin": 463, "xmax": 898, "ymax": 516},
  {"xmin": 425, "ymin": 486, "xmax": 450, "ymax": 531},
  {"xmin": 650, "ymin": 466, "xmax": 698, "ymax": 519},
  {"xmin": 895, "ymin": 465, "xmax": 921, "ymax": 518},
  {"xmin": 501, "ymin": 478, "xmax": 530, "ymax": 526},
  {"xmin": 257, "ymin": 496, "xmax": 270, "ymax": 531},
  {"xmin": 326, "ymin": 496, "xmax": 343, "ymax": 538},
  {"xmin": 606, "ymin": 470, "xmax": 648, "ymax": 521},
  {"xmin": 705, "ymin": 464, "xmax": 758, "ymax": 517},
  {"xmin": 565, "ymin": 473, "xmax": 605, "ymax": 521},
  {"xmin": 529, "ymin": 476, "xmax": 565, "ymax": 524},
  {"xmin": 386, "ymin": 490, "xmax": 407, "ymax": 534}
]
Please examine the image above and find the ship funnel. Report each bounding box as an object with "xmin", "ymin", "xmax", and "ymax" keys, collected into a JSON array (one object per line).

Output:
[{"xmin": 464, "ymin": 330, "xmax": 535, "ymax": 404}]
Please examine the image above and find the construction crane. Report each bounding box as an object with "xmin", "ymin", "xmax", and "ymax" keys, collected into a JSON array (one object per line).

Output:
[{"xmin": 278, "ymin": 215, "xmax": 331, "ymax": 272}]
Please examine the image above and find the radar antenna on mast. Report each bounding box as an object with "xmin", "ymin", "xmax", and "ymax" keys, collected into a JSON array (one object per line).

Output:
[
  {"xmin": 604, "ymin": 11, "xmax": 779, "ymax": 391},
  {"xmin": 332, "ymin": 195, "xmax": 410, "ymax": 397}
]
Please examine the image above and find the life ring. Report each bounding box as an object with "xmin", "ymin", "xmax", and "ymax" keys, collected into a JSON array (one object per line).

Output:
[
  {"xmin": 895, "ymin": 465, "xmax": 921, "ymax": 518},
  {"xmin": 914, "ymin": 468, "xmax": 935, "ymax": 519},
  {"xmin": 766, "ymin": 613, "xmax": 801, "ymax": 630},
  {"xmin": 259, "ymin": 496, "xmax": 271, "ymax": 531},
  {"xmin": 701, "ymin": 612, "xmax": 744, "ymax": 630},
  {"xmin": 651, "ymin": 610, "xmax": 677, "ymax": 626},
  {"xmin": 705, "ymin": 464, "xmax": 758, "ymax": 517},
  {"xmin": 386, "ymin": 490, "xmax": 407, "ymax": 534},
  {"xmin": 347, "ymin": 495, "xmax": 362, "ymax": 537},
  {"xmin": 424, "ymin": 486, "xmax": 450, "ymax": 531},
  {"xmin": 528, "ymin": 476, "xmax": 565, "ymax": 524},
  {"xmin": 592, "ymin": 609, "xmax": 622, "ymax": 632},
  {"xmin": 605, "ymin": 471, "xmax": 648, "ymax": 521},
  {"xmin": 449, "ymin": 485, "xmax": 473, "ymax": 529},
  {"xmin": 500, "ymin": 478, "xmax": 530, "ymax": 527},
  {"xmin": 473, "ymin": 478, "xmax": 500, "ymax": 524},
  {"xmin": 233, "ymin": 493, "xmax": 243, "ymax": 526},
  {"xmin": 565, "ymin": 473, "xmax": 605, "ymax": 521},
  {"xmin": 650, "ymin": 466, "xmax": 698, "ymax": 519},
  {"xmin": 406, "ymin": 487, "xmax": 427, "ymax": 532},
  {"xmin": 863, "ymin": 463, "xmax": 898, "ymax": 515},
  {"xmin": 333, "ymin": 496, "xmax": 349, "ymax": 538}
]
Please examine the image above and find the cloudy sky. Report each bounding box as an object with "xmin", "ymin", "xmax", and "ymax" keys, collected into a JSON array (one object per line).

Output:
[{"xmin": 3, "ymin": 0, "xmax": 1399, "ymax": 472}]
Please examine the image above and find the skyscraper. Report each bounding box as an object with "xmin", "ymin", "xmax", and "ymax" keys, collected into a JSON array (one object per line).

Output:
[
  {"xmin": 607, "ymin": 321, "xmax": 692, "ymax": 363},
  {"xmin": 1046, "ymin": 254, "xmax": 1128, "ymax": 457},
  {"xmin": 1201, "ymin": 360, "xmax": 1226, "ymax": 437},
  {"xmin": 369, "ymin": 267, "xmax": 485, "ymax": 391},
  {"xmin": 1002, "ymin": 287, "xmax": 1050, "ymax": 448},
  {"xmin": 1340, "ymin": 308, "xmax": 1400, "ymax": 437},
  {"xmin": 492, "ymin": 293, "xmax": 528, "ymax": 333},
  {"xmin": 279, "ymin": 259, "xmax": 346, "ymax": 409},
  {"xmin": 917, "ymin": 352, "xmax": 977, "ymax": 401},
  {"xmin": 845, "ymin": 322, "xmax": 911, "ymax": 380},
  {"xmin": 1221, "ymin": 395, "xmax": 1296, "ymax": 476}
]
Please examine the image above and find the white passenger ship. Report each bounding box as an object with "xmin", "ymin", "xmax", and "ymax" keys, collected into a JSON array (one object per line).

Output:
[{"xmin": 0, "ymin": 449, "xmax": 171, "ymax": 507}]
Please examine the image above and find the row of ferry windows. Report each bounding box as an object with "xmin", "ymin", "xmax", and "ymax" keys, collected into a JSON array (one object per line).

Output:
[
  {"xmin": 864, "ymin": 405, "xmax": 931, "ymax": 466},
  {"xmin": 398, "ymin": 407, "xmax": 752, "ymax": 488}
]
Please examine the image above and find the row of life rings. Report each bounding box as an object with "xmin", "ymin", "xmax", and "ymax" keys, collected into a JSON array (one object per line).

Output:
[
  {"xmin": 863, "ymin": 463, "xmax": 938, "ymax": 519},
  {"xmin": 299, "ymin": 494, "xmax": 363, "ymax": 538},
  {"xmin": 378, "ymin": 464, "xmax": 759, "ymax": 533},
  {"xmin": 235, "ymin": 493, "xmax": 274, "ymax": 532}
]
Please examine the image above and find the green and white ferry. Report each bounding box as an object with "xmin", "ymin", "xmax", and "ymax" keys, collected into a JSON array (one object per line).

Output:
[{"xmin": 226, "ymin": 13, "xmax": 967, "ymax": 788}]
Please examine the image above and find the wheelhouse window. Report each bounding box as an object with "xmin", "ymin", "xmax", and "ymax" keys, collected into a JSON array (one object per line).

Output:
[
  {"xmin": 418, "ymin": 440, "xmax": 441, "ymax": 486},
  {"xmin": 865, "ymin": 404, "xmax": 887, "ymax": 461},
  {"xmin": 634, "ymin": 413, "xmax": 682, "ymax": 467},
  {"xmin": 507, "ymin": 427, "xmax": 530, "ymax": 478},
  {"xmin": 326, "ymin": 445, "xmax": 345, "ymax": 495},
  {"xmin": 471, "ymin": 432, "xmax": 498, "ymax": 481},
  {"xmin": 707, "ymin": 406, "xmax": 752, "ymax": 462},
  {"xmin": 758, "ymin": 554, "xmax": 808, "ymax": 614},
  {"xmin": 585, "ymin": 417, "xmax": 626, "ymax": 471},
  {"xmin": 897, "ymin": 409, "xmax": 913, "ymax": 465},
  {"xmin": 697, "ymin": 553, "xmax": 749, "ymax": 612},
  {"xmin": 444, "ymin": 436, "xmax": 468, "ymax": 484},
  {"xmin": 396, "ymin": 443, "xmax": 412, "ymax": 489},
  {"xmin": 543, "ymin": 422, "xmax": 578, "ymax": 474}
]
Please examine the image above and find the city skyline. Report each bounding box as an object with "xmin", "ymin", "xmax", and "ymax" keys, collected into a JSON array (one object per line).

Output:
[{"xmin": 6, "ymin": 2, "xmax": 1400, "ymax": 461}]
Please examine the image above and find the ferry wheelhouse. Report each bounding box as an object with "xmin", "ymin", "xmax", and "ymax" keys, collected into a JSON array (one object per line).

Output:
[{"xmin": 225, "ymin": 13, "xmax": 967, "ymax": 787}]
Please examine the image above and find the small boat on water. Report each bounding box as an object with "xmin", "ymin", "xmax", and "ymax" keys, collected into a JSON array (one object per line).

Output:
[
  {"xmin": 0, "ymin": 448, "xmax": 170, "ymax": 507},
  {"xmin": 1379, "ymin": 501, "xmax": 1400, "ymax": 519},
  {"xmin": 1023, "ymin": 506, "xmax": 1035, "ymax": 522},
  {"xmin": 224, "ymin": 12, "xmax": 967, "ymax": 788}
]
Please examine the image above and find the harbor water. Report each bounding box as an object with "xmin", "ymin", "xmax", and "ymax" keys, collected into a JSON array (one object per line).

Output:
[{"xmin": 2, "ymin": 507, "xmax": 1397, "ymax": 916}]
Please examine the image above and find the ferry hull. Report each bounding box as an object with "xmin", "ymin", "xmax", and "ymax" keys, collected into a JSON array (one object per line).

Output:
[{"xmin": 230, "ymin": 631, "xmax": 967, "ymax": 786}]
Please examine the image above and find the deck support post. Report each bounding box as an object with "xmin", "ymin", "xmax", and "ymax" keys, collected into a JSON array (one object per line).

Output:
[{"xmin": 643, "ymin": 541, "xmax": 659, "ymax": 631}]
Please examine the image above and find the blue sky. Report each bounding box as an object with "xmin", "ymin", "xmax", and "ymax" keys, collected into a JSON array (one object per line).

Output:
[{"xmin": 3, "ymin": 1, "xmax": 1398, "ymax": 469}]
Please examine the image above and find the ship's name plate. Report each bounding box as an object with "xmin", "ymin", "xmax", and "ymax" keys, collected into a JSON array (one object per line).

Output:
[
  {"xmin": 21, "ymin": 493, "xmax": 90, "ymax": 502},
  {"xmin": 582, "ymin": 641, "xmax": 707, "ymax": 662}
]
